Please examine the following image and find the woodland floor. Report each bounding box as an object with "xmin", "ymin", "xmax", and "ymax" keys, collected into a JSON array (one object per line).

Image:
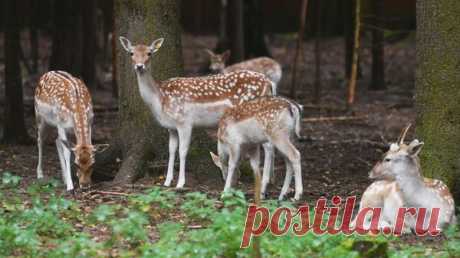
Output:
[{"xmin": 1, "ymin": 33, "xmax": 445, "ymax": 250}]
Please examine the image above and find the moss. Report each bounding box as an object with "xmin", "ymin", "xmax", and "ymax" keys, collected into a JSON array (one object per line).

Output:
[{"xmin": 415, "ymin": 0, "xmax": 460, "ymax": 201}]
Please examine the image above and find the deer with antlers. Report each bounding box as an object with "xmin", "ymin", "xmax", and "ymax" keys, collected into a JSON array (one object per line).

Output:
[
  {"xmin": 35, "ymin": 71, "xmax": 103, "ymax": 191},
  {"xmin": 205, "ymin": 49, "xmax": 281, "ymax": 95},
  {"xmin": 355, "ymin": 125, "xmax": 456, "ymax": 232},
  {"xmin": 119, "ymin": 37, "xmax": 275, "ymax": 189},
  {"xmin": 210, "ymin": 96, "xmax": 303, "ymax": 200}
]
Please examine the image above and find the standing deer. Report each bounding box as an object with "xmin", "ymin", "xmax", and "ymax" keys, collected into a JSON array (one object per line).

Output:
[
  {"xmin": 35, "ymin": 71, "xmax": 99, "ymax": 191},
  {"xmin": 205, "ymin": 49, "xmax": 281, "ymax": 95},
  {"xmin": 355, "ymin": 125, "xmax": 456, "ymax": 232},
  {"xmin": 210, "ymin": 96, "xmax": 303, "ymax": 200},
  {"xmin": 119, "ymin": 37, "xmax": 275, "ymax": 189}
]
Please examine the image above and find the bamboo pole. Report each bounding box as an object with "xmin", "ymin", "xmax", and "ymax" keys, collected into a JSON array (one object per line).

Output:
[{"xmin": 346, "ymin": 0, "xmax": 361, "ymax": 107}]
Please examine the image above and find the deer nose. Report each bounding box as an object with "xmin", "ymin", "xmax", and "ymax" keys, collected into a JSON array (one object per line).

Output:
[{"xmin": 135, "ymin": 64, "xmax": 145, "ymax": 71}]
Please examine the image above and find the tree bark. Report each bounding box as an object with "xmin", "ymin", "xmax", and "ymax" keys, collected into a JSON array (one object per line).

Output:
[
  {"xmin": 228, "ymin": 0, "xmax": 245, "ymax": 63},
  {"xmin": 82, "ymin": 0, "xmax": 97, "ymax": 88},
  {"xmin": 415, "ymin": 0, "xmax": 460, "ymax": 202},
  {"xmin": 244, "ymin": 0, "xmax": 271, "ymax": 58},
  {"xmin": 369, "ymin": 0, "xmax": 385, "ymax": 91},
  {"xmin": 114, "ymin": 0, "xmax": 213, "ymax": 184},
  {"xmin": 2, "ymin": 0, "xmax": 31, "ymax": 144}
]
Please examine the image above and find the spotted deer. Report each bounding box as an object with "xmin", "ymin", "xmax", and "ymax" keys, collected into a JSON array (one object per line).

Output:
[
  {"xmin": 35, "ymin": 71, "xmax": 101, "ymax": 191},
  {"xmin": 354, "ymin": 125, "xmax": 456, "ymax": 232},
  {"xmin": 210, "ymin": 96, "xmax": 303, "ymax": 200},
  {"xmin": 205, "ymin": 49, "xmax": 281, "ymax": 95},
  {"xmin": 119, "ymin": 36, "xmax": 275, "ymax": 189}
]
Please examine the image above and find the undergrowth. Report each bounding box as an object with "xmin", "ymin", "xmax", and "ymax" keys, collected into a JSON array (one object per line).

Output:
[{"xmin": 0, "ymin": 172, "xmax": 459, "ymax": 257}]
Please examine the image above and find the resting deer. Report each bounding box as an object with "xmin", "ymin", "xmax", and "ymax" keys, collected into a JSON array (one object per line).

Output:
[
  {"xmin": 355, "ymin": 125, "xmax": 456, "ymax": 232},
  {"xmin": 210, "ymin": 96, "xmax": 303, "ymax": 200},
  {"xmin": 35, "ymin": 71, "xmax": 100, "ymax": 191},
  {"xmin": 119, "ymin": 37, "xmax": 275, "ymax": 189},
  {"xmin": 205, "ymin": 49, "xmax": 281, "ymax": 95}
]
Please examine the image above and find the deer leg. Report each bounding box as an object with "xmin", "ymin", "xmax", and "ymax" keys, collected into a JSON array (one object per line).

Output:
[
  {"xmin": 262, "ymin": 142, "xmax": 274, "ymax": 197},
  {"xmin": 272, "ymin": 135, "xmax": 302, "ymax": 200},
  {"xmin": 176, "ymin": 126, "xmax": 192, "ymax": 188},
  {"xmin": 217, "ymin": 141, "xmax": 229, "ymax": 181},
  {"xmin": 57, "ymin": 127, "xmax": 73, "ymax": 191},
  {"xmin": 248, "ymin": 146, "xmax": 263, "ymax": 199},
  {"xmin": 36, "ymin": 116, "xmax": 45, "ymax": 179},
  {"xmin": 224, "ymin": 144, "xmax": 241, "ymax": 192},
  {"xmin": 164, "ymin": 129, "xmax": 178, "ymax": 187},
  {"xmin": 279, "ymin": 156, "xmax": 293, "ymax": 200}
]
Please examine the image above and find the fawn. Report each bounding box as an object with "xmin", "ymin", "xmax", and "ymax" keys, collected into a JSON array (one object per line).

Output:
[
  {"xmin": 210, "ymin": 96, "xmax": 303, "ymax": 200},
  {"xmin": 205, "ymin": 49, "xmax": 281, "ymax": 95},
  {"xmin": 355, "ymin": 125, "xmax": 456, "ymax": 232},
  {"xmin": 35, "ymin": 71, "xmax": 102, "ymax": 191},
  {"xmin": 119, "ymin": 37, "xmax": 275, "ymax": 188}
]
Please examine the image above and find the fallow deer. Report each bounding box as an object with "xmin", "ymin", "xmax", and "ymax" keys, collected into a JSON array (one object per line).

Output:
[
  {"xmin": 35, "ymin": 71, "xmax": 99, "ymax": 191},
  {"xmin": 205, "ymin": 49, "xmax": 281, "ymax": 95},
  {"xmin": 210, "ymin": 96, "xmax": 303, "ymax": 200},
  {"xmin": 355, "ymin": 125, "xmax": 456, "ymax": 232},
  {"xmin": 119, "ymin": 37, "xmax": 275, "ymax": 189}
]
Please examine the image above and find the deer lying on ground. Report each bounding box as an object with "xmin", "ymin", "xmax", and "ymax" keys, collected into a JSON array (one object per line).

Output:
[
  {"xmin": 210, "ymin": 96, "xmax": 303, "ymax": 200},
  {"xmin": 35, "ymin": 71, "xmax": 101, "ymax": 191},
  {"xmin": 119, "ymin": 37, "xmax": 275, "ymax": 189},
  {"xmin": 205, "ymin": 49, "xmax": 281, "ymax": 95},
  {"xmin": 355, "ymin": 125, "xmax": 456, "ymax": 233}
]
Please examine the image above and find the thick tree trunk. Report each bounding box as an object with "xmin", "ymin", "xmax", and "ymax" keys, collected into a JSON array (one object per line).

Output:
[
  {"xmin": 415, "ymin": 0, "xmax": 460, "ymax": 202},
  {"xmin": 228, "ymin": 0, "xmax": 245, "ymax": 63},
  {"xmin": 82, "ymin": 0, "xmax": 97, "ymax": 88},
  {"xmin": 49, "ymin": 0, "xmax": 83, "ymax": 75},
  {"xmin": 114, "ymin": 0, "xmax": 213, "ymax": 184},
  {"xmin": 244, "ymin": 0, "xmax": 271, "ymax": 58},
  {"xmin": 369, "ymin": 0, "xmax": 385, "ymax": 91},
  {"xmin": 2, "ymin": 0, "xmax": 31, "ymax": 144}
]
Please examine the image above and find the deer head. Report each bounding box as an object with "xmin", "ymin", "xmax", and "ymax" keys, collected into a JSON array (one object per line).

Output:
[
  {"xmin": 63, "ymin": 142, "xmax": 109, "ymax": 188},
  {"xmin": 370, "ymin": 124, "xmax": 424, "ymax": 181},
  {"xmin": 119, "ymin": 36, "xmax": 164, "ymax": 73},
  {"xmin": 205, "ymin": 49, "xmax": 230, "ymax": 73}
]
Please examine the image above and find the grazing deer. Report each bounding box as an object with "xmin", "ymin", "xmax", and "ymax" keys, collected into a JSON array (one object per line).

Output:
[
  {"xmin": 355, "ymin": 125, "xmax": 456, "ymax": 232},
  {"xmin": 210, "ymin": 96, "xmax": 303, "ymax": 200},
  {"xmin": 119, "ymin": 37, "xmax": 275, "ymax": 189},
  {"xmin": 205, "ymin": 49, "xmax": 281, "ymax": 95},
  {"xmin": 35, "ymin": 71, "xmax": 99, "ymax": 191}
]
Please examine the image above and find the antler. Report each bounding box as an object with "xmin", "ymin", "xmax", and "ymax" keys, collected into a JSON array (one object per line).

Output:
[{"xmin": 397, "ymin": 123, "xmax": 412, "ymax": 145}]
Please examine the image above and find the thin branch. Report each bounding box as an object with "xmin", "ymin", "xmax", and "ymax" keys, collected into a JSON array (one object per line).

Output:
[
  {"xmin": 346, "ymin": 0, "xmax": 361, "ymax": 107},
  {"xmin": 302, "ymin": 115, "xmax": 367, "ymax": 123}
]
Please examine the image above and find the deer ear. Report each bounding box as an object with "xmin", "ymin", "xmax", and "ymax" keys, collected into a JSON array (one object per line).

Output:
[
  {"xmin": 408, "ymin": 140, "xmax": 424, "ymax": 156},
  {"xmin": 119, "ymin": 36, "xmax": 133, "ymax": 52},
  {"xmin": 94, "ymin": 144, "xmax": 110, "ymax": 153},
  {"xmin": 60, "ymin": 139, "xmax": 76, "ymax": 152},
  {"xmin": 204, "ymin": 49, "xmax": 215, "ymax": 57},
  {"xmin": 150, "ymin": 38, "xmax": 164, "ymax": 53},
  {"xmin": 221, "ymin": 50, "xmax": 231, "ymax": 62},
  {"xmin": 210, "ymin": 152, "xmax": 222, "ymax": 169}
]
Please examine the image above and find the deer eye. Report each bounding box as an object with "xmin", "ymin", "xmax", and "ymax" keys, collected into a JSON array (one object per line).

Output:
[
  {"xmin": 384, "ymin": 158, "xmax": 391, "ymax": 162},
  {"xmin": 147, "ymin": 52, "xmax": 152, "ymax": 56},
  {"xmin": 129, "ymin": 52, "xmax": 134, "ymax": 56}
]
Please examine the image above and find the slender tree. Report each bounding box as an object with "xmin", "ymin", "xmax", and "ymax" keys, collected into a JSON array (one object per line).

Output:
[
  {"xmin": 369, "ymin": 0, "xmax": 385, "ymax": 90},
  {"xmin": 82, "ymin": 0, "xmax": 97, "ymax": 88},
  {"xmin": 2, "ymin": 0, "xmax": 31, "ymax": 144},
  {"xmin": 228, "ymin": 0, "xmax": 245, "ymax": 63},
  {"xmin": 415, "ymin": 0, "xmax": 460, "ymax": 202},
  {"xmin": 346, "ymin": 0, "xmax": 361, "ymax": 107}
]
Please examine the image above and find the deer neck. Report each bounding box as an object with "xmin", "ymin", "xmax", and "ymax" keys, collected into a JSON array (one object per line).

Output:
[
  {"xmin": 396, "ymin": 169, "xmax": 428, "ymax": 207},
  {"xmin": 72, "ymin": 109, "xmax": 91, "ymax": 146},
  {"xmin": 135, "ymin": 69, "xmax": 165, "ymax": 118}
]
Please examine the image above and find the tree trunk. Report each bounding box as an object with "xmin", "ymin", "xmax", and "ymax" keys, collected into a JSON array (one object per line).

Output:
[
  {"xmin": 415, "ymin": 0, "xmax": 460, "ymax": 202},
  {"xmin": 346, "ymin": 0, "xmax": 361, "ymax": 107},
  {"xmin": 114, "ymin": 0, "xmax": 213, "ymax": 183},
  {"xmin": 49, "ymin": 0, "xmax": 83, "ymax": 75},
  {"xmin": 289, "ymin": 0, "xmax": 308, "ymax": 98},
  {"xmin": 228, "ymin": 0, "xmax": 245, "ymax": 63},
  {"xmin": 313, "ymin": 0, "xmax": 321, "ymax": 104},
  {"xmin": 244, "ymin": 0, "xmax": 271, "ymax": 58},
  {"xmin": 82, "ymin": 0, "xmax": 97, "ymax": 88},
  {"xmin": 369, "ymin": 0, "xmax": 385, "ymax": 91},
  {"xmin": 2, "ymin": 0, "xmax": 31, "ymax": 144}
]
